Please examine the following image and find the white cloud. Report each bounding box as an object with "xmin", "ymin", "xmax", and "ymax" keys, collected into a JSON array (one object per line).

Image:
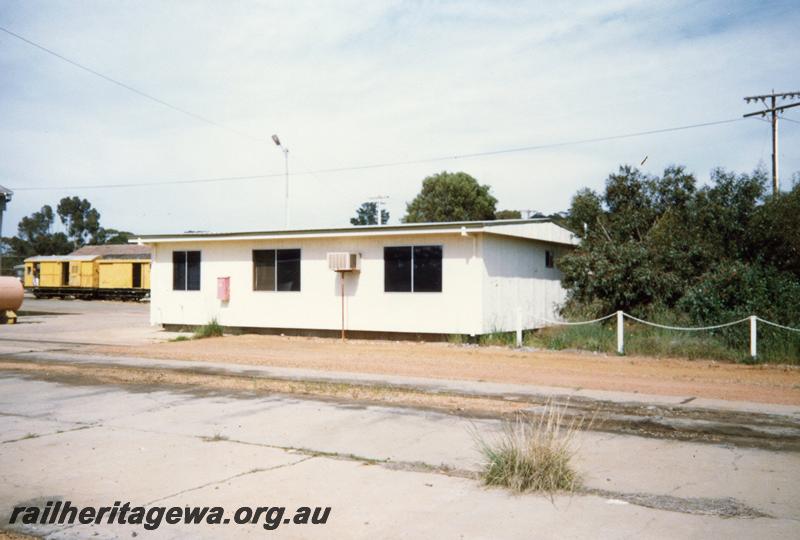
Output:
[{"xmin": 1, "ymin": 0, "xmax": 798, "ymax": 235}]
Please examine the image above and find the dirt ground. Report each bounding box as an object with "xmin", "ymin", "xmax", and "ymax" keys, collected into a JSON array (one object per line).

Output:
[{"xmin": 90, "ymin": 334, "xmax": 800, "ymax": 405}]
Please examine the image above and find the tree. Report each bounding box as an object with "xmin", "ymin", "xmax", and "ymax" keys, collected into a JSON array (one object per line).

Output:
[
  {"xmin": 93, "ymin": 228, "xmax": 135, "ymax": 245},
  {"xmin": 57, "ymin": 196, "xmax": 103, "ymax": 248},
  {"xmin": 5, "ymin": 197, "xmax": 134, "ymax": 258},
  {"xmin": 557, "ymin": 165, "xmax": 777, "ymax": 318},
  {"xmin": 747, "ymin": 182, "xmax": 800, "ymax": 276},
  {"xmin": 4, "ymin": 205, "xmax": 71, "ymax": 257},
  {"xmin": 350, "ymin": 202, "xmax": 389, "ymax": 226},
  {"xmin": 404, "ymin": 171, "xmax": 497, "ymax": 223},
  {"xmin": 495, "ymin": 209, "xmax": 522, "ymax": 220}
]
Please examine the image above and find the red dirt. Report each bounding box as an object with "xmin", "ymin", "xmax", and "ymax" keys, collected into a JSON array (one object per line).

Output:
[{"xmin": 87, "ymin": 335, "xmax": 800, "ymax": 405}]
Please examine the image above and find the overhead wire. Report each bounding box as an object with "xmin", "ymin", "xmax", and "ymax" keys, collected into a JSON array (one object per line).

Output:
[
  {"xmin": 0, "ymin": 25, "xmax": 266, "ymax": 143},
  {"xmin": 12, "ymin": 117, "xmax": 746, "ymax": 191}
]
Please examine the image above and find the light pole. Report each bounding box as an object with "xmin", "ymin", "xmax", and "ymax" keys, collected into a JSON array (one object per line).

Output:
[{"xmin": 272, "ymin": 134, "xmax": 290, "ymax": 228}]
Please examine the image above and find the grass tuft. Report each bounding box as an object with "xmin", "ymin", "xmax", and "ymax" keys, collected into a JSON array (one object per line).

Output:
[
  {"xmin": 473, "ymin": 402, "xmax": 584, "ymax": 494},
  {"xmin": 194, "ymin": 318, "xmax": 224, "ymax": 339},
  {"xmin": 479, "ymin": 331, "xmax": 517, "ymax": 347},
  {"xmin": 447, "ymin": 334, "xmax": 466, "ymax": 345}
]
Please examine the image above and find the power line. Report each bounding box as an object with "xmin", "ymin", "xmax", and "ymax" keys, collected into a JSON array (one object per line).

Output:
[
  {"xmin": 12, "ymin": 117, "xmax": 746, "ymax": 191},
  {"xmin": 0, "ymin": 25, "xmax": 265, "ymax": 142}
]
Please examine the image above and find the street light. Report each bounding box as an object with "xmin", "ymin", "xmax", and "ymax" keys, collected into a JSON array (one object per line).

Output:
[{"xmin": 272, "ymin": 134, "xmax": 289, "ymax": 228}]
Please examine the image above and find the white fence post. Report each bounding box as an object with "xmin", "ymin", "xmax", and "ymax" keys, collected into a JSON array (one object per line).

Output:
[
  {"xmin": 616, "ymin": 310, "xmax": 624, "ymax": 355},
  {"xmin": 750, "ymin": 315, "xmax": 757, "ymax": 359},
  {"xmin": 515, "ymin": 308, "xmax": 523, "ymax": 348}
]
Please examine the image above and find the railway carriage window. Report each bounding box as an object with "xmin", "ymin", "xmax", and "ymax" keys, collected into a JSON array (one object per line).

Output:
[
  {"xmin": 253, "ymin": 249, "xmax": 301, "ymax": 291},
  {"xmin": 173, "ymin": 251, "xmax": 201, "ymax": 291},
  {"xmin": 384, "ymin": 245, "xmax": 442, "ymax": 293}
]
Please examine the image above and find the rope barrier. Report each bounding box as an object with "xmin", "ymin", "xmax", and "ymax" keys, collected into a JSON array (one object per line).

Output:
[
  {"xmin": 756, "ymin": 317, "xmax": 800, "ymax": 333},
  {"xmin": 534, "ymin": 313, "xmax": 617, "ymax": 326},
  {"xmin": 622, "ymin": 313, "xmax": 750, "ymax": 331},
  {"xmin": 537, "ymin": 312, "xmax": 800, "ymax": 333},
  {"xmin": 533, "ymin": 311, "xmax": 798, "ymax": 358}
]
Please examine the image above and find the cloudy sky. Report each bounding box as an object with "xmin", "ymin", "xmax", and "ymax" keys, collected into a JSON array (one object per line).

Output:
[{"xmin": 1, "ymin": 0, "xmax": 798, "ymax": 235}]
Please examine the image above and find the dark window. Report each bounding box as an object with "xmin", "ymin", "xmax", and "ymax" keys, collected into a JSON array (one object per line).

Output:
[
  {"xmin": 384, "ymin": 246, "xmax": 412, "ymax": 292},
  {"xmin": 276, "ymin": 249, "xmax": 301, "ymax": 291},
  {"xmin": 253, "ymin": 250, "xmax": 275, "ymax": 291},
  {"xmin": 545, "ymin": 250, "xmax": 555, "ymax": 269},
  {"xmin": 187, "ymin": 252, "xmax": 201, "ymax": 290},
  {"xmin": 172, "ymin": 251, "xmax": 186, "ymax": 290},
  {"xmin": 61, "ymin": 262, "xmax": 69, "ymax": 286},
  {"xmin": 253, "ymin": 249, "xmax": 301, "ymax": 291},
  {"xmin": 413, "ymin": 246, "xmax": 442, "ymax": 292},
  {"xmin": 384, "ymin": 245, "xmax": 442, "ymax": 293},
  {"xmin": 173, "ymin": 251, "xmax": 201, "ymax": 291}
]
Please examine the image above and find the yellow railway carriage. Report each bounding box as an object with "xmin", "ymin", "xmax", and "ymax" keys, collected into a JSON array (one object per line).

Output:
[
  {"xmin": 98, "ymin": 258, "xmax": 151, "ymax": 294},
  {"xmin": 24, "ymin": 246, "xmax": 151, "ymax": 300},
  {"xmin": 24, "ymin": 255, "xmax": 100, "ymax": 298}
]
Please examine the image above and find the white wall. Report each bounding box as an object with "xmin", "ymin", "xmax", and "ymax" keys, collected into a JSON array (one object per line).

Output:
[
  {"xmin": 149, "ymin": 233, "xmax": 485, "ymax": 335},
  {"xmin": 480, "ymin": 234, "xmax": 568, "ymax": 333}
]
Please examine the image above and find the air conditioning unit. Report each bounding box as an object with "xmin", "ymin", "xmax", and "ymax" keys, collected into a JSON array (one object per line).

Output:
[{"xmin": 327, "ymin": 252, "xmax": 361, "ymax": 271}]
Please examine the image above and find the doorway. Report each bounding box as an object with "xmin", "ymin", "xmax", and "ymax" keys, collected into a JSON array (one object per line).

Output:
[
  {"xmin": 61, "ymin": 262, "xmax": 69, "ymax": 286},
  {"xmin": 132, "ymin": 263, "xmax": 142, "ymax": 288}
]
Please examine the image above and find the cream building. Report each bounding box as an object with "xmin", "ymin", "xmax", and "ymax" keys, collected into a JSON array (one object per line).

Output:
[{"xmin": 134, "ymin": 219, "xmax": 578, "ymax": 339}]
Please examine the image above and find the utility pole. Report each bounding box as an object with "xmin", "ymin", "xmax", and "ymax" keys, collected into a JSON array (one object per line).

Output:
[{"xmin": 743, "ymin": 90, "xmax": 800, "ymax": 195}]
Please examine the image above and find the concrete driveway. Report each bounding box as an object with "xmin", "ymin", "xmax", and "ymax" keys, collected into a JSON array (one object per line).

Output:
[
  {"xmin": 1, "ymin": 372, "xmax": 799, "ymax": 539},
  {"xmin": 3, "ymin": 296, "xmax": 172, "ymax": 348},
  {"xmin": 1, "ymin": 297, "xmax": 799, "ymax": 538}
]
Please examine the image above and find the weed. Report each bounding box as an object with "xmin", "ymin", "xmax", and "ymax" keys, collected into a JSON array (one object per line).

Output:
[
  {"xmin": 169, "ymin": 335, "xmax": 191, "ymax": 342},
  {"xmin": 447, "ymin": 334, "xmax": 466, "ymax": 345},
  {"xmin": 473, "ymin": 402, "xmax": 584, "ymax": 494},
  {"xmin": 202, "ymin": 432, "xmax": 229, "ymax": 442},
  {"xmin": 194, "ymin": 319, "xmax": 224, "ymax": 339},
  {"xmin": 479, "ymin": 331, "xmax": 516, "ymax": 347}
]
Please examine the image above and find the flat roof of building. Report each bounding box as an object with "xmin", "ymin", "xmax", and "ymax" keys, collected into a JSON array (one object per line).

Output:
[
  {"xmin": 25, "ymin": 255, "xmax": 100, "ymax": 262},
  {"xmin": 132, "ymin": 219, "xmax": 579, "ymax": 247},
  {"xmin": 72, "ymin": 244, "xmax": 151, "ymax": 259}
]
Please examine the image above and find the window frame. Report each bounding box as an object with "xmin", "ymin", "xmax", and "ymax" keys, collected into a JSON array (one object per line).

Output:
[
  {"xmin": 252, "ymin": 248, "xmax": 302, "ymax": 292},
  {"xmin": 383, "ymin": 244, "xmax": 443, "ymax": 293},
  {"xmin": 172, "ymin": 250, "xmax": 202, "ymax": 291}
]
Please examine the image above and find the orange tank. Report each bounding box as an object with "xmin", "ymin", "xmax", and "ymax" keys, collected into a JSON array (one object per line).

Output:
[{"xmin": 0, "ymin": 277, "xmax": 24, "ymax": 311}]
